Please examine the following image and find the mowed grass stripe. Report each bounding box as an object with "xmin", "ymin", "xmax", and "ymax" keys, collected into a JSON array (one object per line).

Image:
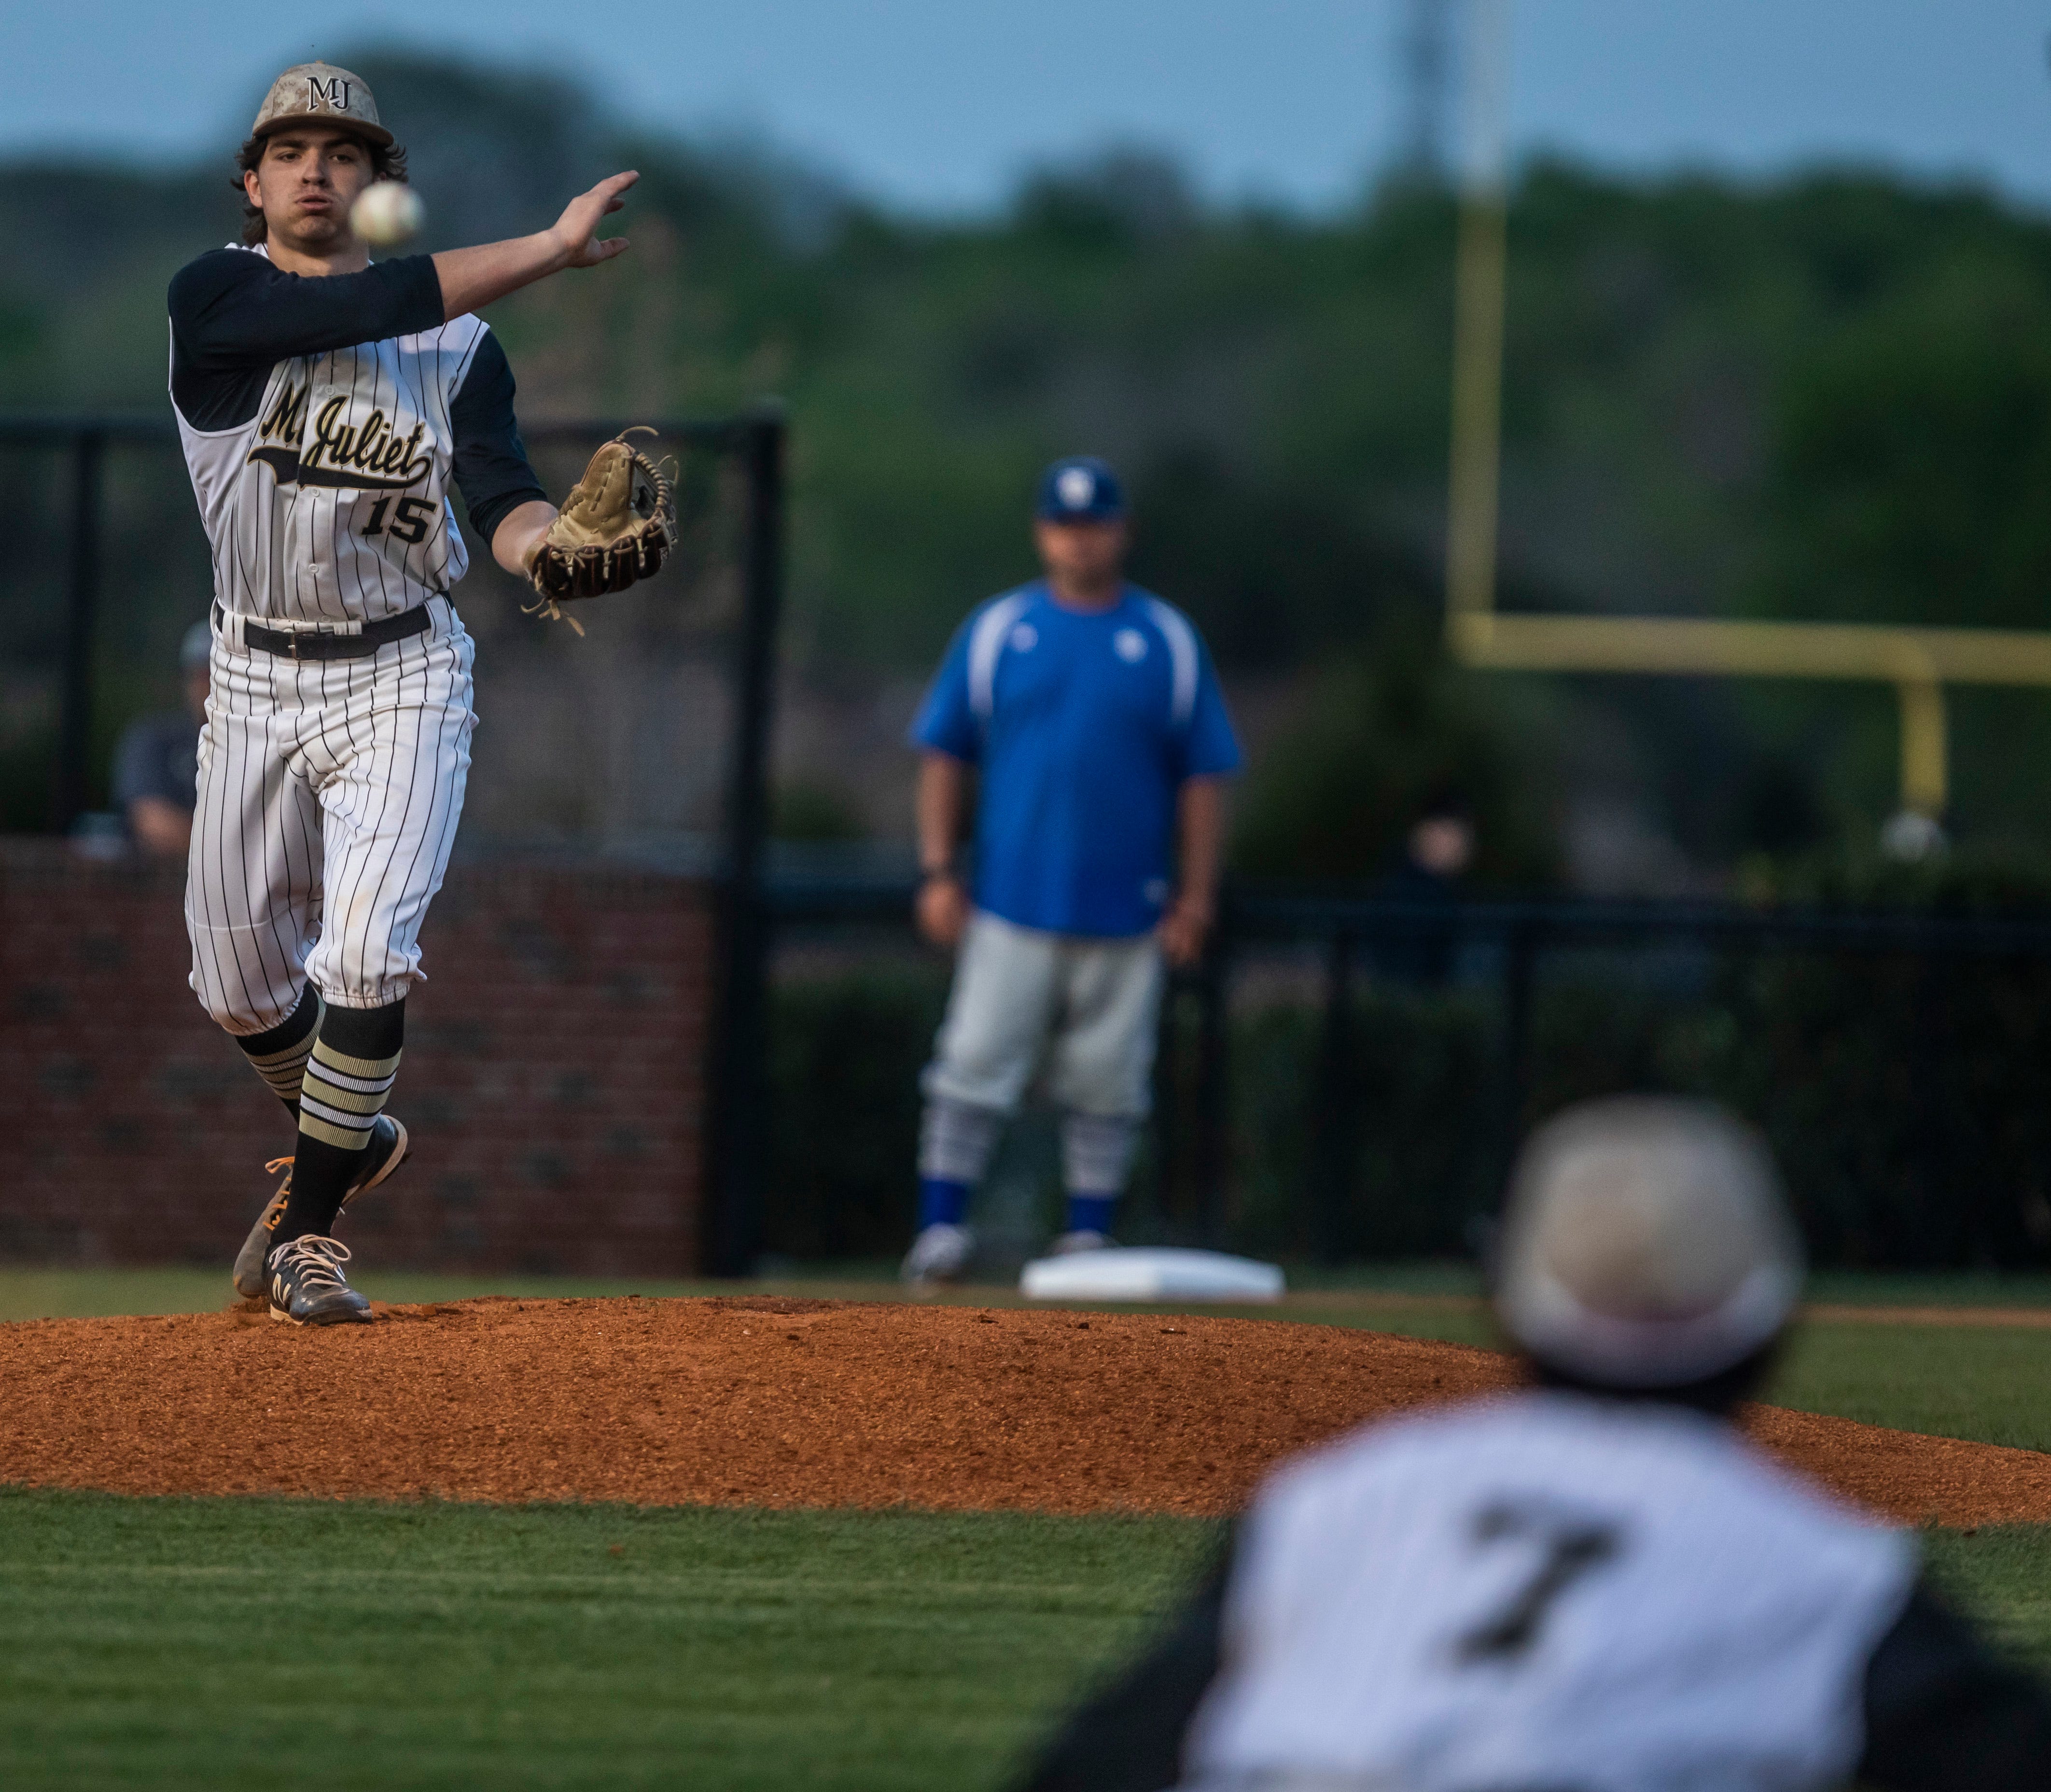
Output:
[
  {"xmin": 1772, "ymin": 1322, "xmax": 2051, "ymax": 1454},
  {"xmin": 1189, "ymin": 1299, "xmax": 2051, "ymax": 1456},
  {"xmin": 0, "ymin": 1489, "xmax": 1218, "ymax": 1792},
  {"xmin": 1926, "ymin": 1526, "xmax": 2051, "ymax": 1668},
  {"xmin": 0, "ymin": 1560, "xmax": 1161, "ymax": 1606},
  {"xmin": 12, "ymin": 1264, "xmax": 2051, "ymax": 1320},
  {"xmin": 2, "ymin": 1490, "xmax": 2051, "ymax": 1792}
]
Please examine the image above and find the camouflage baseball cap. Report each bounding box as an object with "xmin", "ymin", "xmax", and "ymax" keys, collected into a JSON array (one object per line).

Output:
[
  {"xmin": 250, "ymin": 62, "xmax": 392, "ymax": 148},
  {"xmin": 1493, "ymin": 1095, "xmax": 1803, "ymax": 1388}
]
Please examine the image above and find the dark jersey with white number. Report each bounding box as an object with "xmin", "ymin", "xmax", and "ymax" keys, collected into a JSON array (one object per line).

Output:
[
  {"xmin": 1024, "ymin": 1393, "xmax": 2051, "ymax": 1792},
  {"xmin": 167, "ymin": 243, "xmax": 545, "ymax": 624}
]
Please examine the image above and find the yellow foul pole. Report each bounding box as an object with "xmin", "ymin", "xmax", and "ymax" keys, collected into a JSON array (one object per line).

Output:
[
  {"xmin": 1436, "ymin": 0, "xmax": 1981, "ymax": 826},
  {"xmin": 1444, "ymin": 0, "xmax": 1510, "ymax": 636},
  {"xmin": 1446, "ymin": 199, "xmax": 1507, "ymax": 632}
]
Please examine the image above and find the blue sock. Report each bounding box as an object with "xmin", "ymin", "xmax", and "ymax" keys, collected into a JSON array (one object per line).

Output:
[
  {"xmin": 918, "ymin": 1177, "xmax": 970, "ymax": 1230},
  {"xmin": 1065, "ymin": 1194, "xmax": 1116, "ymax": 1236}
]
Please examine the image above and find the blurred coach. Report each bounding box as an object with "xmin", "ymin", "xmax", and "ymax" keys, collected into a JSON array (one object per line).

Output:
[
  {"xmin": 112, "ymin": 620, "xmax": 210, "ymax": 859},
  {"xmin": 902, "ymin": 457, "xmax": 1242, "ymax": 1285}
]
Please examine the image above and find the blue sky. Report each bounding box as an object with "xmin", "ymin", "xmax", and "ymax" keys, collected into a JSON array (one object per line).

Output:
[{"xmin": 10, "ymin": 0, "xmax": 2051, "ymax": 212}]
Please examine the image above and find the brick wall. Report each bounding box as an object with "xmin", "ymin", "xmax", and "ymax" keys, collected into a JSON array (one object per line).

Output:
[{"xmin": 0, "ymin": 841, "xmax": 712, "ymax": 1275}]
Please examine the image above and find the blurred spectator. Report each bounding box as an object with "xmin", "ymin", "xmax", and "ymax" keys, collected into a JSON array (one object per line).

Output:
[
  {"xmin": 1377, "ymin": 786, "xmax": 1474, "ymax": 987},
  {"xmin": 112, "ymin": 620, "xmax": 209, "ymax": 859},
  {"xmin": 1022, "ymin": 1097, "xmax": 2051, "ymax": 1792}
]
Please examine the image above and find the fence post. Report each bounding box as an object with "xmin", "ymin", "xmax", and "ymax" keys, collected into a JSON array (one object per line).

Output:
[
  {"xmin": 1194, "ymin": 918, "xmax": 1231, "ymax": 1248},
  {"xmin": 51, "ymin": 429, "xmax": 105, "ymax": 834},
  {"xmin": 1312, "ymin": 928, "xmax": 1356, "ymax": 1263},
  {"xmin": 1907, "ymin": 951, "xmax": 1964, "ymax": 1265},
  {"xmin": 1495, "ymin": 917, "xmax": 1537, "ymax": 1190},
  {"xmin": 705, "ymin": 406, "xmax": 785, "ymax": 1277},
  {"xmin": 1149, "ymin": 971, "xmax": 1186, "ymax": 1228}
]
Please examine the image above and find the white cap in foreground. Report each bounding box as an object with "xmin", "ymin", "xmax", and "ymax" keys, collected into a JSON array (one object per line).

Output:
[{"xmin": 1494, "ymin": 1096, "xmax": 1803, "ymax": 1388}]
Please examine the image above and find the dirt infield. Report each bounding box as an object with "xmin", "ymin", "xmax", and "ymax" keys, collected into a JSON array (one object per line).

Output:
[{"xmin": 2, "ymin": 1296, "xmax": 2048, "ymax": 1525}]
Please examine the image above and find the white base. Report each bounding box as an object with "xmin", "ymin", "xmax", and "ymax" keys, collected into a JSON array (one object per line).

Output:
[{"xmin": 1019, "ymin": 1246, "xmax": 1286, "ymax": 1304}]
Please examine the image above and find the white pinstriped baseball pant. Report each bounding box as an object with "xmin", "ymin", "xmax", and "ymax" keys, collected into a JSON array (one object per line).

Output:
[{"xmin": 185, "ymin": 597, "xmax": 475, "ymax": 1035}]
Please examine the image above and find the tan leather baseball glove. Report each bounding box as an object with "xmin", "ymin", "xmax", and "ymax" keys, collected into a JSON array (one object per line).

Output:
[{"xmin": 523, "ymin": 429, "xmax": 678, "ymax": 632}]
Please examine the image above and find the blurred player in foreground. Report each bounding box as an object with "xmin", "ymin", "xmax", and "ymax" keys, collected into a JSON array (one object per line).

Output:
[
  {"xmin": 111, "ymin": 621, "xmax": 210, "ymax": 859},
  {"xmin": 1023, "ymin": 1097, "xmax": 2051, "ymax": 1791},
  {"xmin": 902, "ymin": 457, "xmax": 1242, "ymax": 1284},
  {"xmin": 170, "ymin": 63, "xmax": 650, "ymax": 1324}
]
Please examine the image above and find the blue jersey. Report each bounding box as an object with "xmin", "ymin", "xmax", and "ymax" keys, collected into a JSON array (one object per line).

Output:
[{"xmin": 912, "ymin": 582, "xmax": 1242, "ymax": 938}]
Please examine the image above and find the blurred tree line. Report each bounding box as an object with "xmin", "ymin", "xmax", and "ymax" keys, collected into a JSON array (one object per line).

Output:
[{"xmin": 8, "ymin": 48, "xmax": 2051, "ymax": 879}]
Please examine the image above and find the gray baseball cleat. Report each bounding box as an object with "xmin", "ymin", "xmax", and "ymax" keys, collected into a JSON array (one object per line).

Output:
[
  {"xmin": 901, "ymin": 1221, "xmax": 976, "ymax": 1287},
  {"xmin": 232, "ymin": 1115, "xmax": 409, "ymax": 1301},
  {"xmin": 1046, "ymin": 1229, "xmax": 1116, "ymax": 1256},
  {"xmin": 266, "ymin": 1234, "xmax": 373, "ymax": 1327}
]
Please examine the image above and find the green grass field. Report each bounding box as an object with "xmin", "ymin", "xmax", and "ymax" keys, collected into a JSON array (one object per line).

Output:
[
  {"xmin": 0, "ymin": 1492, "xmax": 1216, "ymax": 1792},
  {"xmin": 4, "ymin": 1267, "xmax": 2051, "ymax": 1789}
]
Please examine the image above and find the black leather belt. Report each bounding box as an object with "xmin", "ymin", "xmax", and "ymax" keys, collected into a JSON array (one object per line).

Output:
[{"xmin": 217, "ymin": 601, "xmax": 435, "ymax": 661}]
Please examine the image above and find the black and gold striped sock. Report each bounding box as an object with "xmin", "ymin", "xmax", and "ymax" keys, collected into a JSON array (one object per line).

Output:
[
  {"xmin": 298, "ymin": 1036, "xmax": 402, "ymax": 1151},
  {"xmin": 273, "ymin": 998, "xmax": 405, "ymax": 1250},
  {"xmin": 232, "ymin": 982, "xmax": 324, "ymax": 1117}
]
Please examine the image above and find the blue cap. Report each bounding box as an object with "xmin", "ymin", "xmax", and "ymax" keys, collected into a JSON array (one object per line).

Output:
[{"xmin": 1035, "ymin": 456, "xmax": 1126, "ymax": 522}]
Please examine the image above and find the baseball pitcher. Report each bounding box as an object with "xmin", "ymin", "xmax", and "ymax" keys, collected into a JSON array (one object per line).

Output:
[
  {"xmin": 170, "ymin": 63, "xmax": 670, "ymax": 1325},
  {"xmin": 1023, "ymin": 1098, "xmax": 2051, "ymax": 1791}
]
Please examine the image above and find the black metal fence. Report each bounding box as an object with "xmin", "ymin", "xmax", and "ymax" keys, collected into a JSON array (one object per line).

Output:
[
  {"xmin": 1234, "ymin": 890, "xmax": 2051, "ymax": 1263},
  {"xmin": 756, "ymin": 877, "xmax": 2051, "ymax": 1270}
]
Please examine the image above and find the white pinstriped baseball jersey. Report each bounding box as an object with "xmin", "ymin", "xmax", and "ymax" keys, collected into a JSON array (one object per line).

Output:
[
  {"xmin": 167, "ymin": 241, "xmax": 544, "ymax": 1029},
  {"xmin": 171, "ymin": 242, "xmax": 531, "ymax": 626},
  {"xmin": 1182, "ymin": 1393, "xmax": 1916, "ymax": 1792}
]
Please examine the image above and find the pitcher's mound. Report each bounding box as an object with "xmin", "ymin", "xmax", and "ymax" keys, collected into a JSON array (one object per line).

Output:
[{"xmin": 1, "ymin": 1296, "xmax": 2045, "ymax": 1525}]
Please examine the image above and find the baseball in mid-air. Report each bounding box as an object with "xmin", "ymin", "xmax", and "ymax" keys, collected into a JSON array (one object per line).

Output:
[{"xmin": 350, "ymin": 181, "xmax": 424, "ymax": 247}]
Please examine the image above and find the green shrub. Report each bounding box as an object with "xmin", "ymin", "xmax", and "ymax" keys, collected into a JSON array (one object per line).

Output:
[
  {"xmin": 1224, "ymin": 989, "xmax": 1499, "ymax": 1260},
  {"xmin": 770, "ymin": 778, "xmax": 870, "ymax": 842},
  {"xmin": 1230, "ymin": 624, "xmax": 1561, "ymax": 887},
  {"xmin": 763, "ymin": 897, "xmax": 2051, "ymax": 1271},
  {"xmin": 764, "ymin": 966, "xmax": 947, "ymax": 1257}
]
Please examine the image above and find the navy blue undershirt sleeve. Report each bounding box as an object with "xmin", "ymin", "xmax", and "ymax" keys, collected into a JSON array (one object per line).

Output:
[
  {"xmin": 1016, "ymin": 1535, "xmax": 1232, "ymax": 1792},
  {"xmin": 1857, "ymin": 1577, "xmax": 2051, "ymax": 1790},
  {"xmin": 167, "ymin": 248, "xmax": 446, "ymax": 430},
  {"xmin": 448, "ymin": 332, "xmax": 547, "ymax": 549},
  {"xmin": 171, "ymin": 247, "xmax": 443, "ymax": 366}
]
